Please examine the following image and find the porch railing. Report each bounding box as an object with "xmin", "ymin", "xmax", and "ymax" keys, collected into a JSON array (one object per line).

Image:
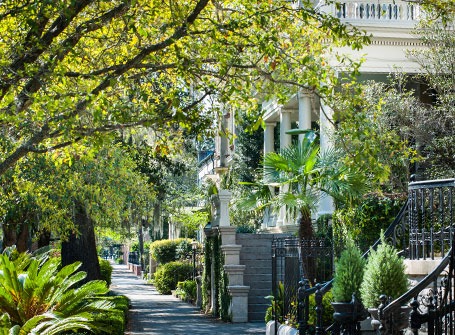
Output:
[{"xmin": 334, "ymin": 1, "xmax": 421, "ymax": 23}]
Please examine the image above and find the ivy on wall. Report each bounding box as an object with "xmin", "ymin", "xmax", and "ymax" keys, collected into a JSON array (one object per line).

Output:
[{"xmin": 202, "ymin": 231, "xmax": 231, "ymax": 321}]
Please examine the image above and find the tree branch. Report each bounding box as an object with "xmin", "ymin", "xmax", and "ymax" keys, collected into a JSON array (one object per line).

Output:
[
  {"xmin": 0, "ymin": 0, "xmax": 94, "ymax": 100},
  {"xmin": 0, "ymin": 0, "xmax": 211, "ymax": 176}
]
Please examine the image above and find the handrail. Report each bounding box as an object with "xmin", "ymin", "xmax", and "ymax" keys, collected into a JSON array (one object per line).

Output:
[
  {"xmin": 318, "ymin": 198, "xmax": 410, "ymax": 293},
  {"xmin": 408, "ymin": 178, "xmax": 455, "ymax": 190},
  {"xmin": 383, "ymin": 247, "xmax": 452, "ymax": 315},
  {"xmin": 365, "ymin": 198, "xmax": 409, "ymax": 258}
]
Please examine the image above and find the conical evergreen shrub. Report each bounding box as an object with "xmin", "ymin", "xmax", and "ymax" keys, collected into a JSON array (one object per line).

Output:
[
  {"xmin": 360, "ymin": 234, "xmax": 409, "ymax": 307},
  {"xmin": 332, "ymin": 240, "xmax": 365, "ymax": 302}
]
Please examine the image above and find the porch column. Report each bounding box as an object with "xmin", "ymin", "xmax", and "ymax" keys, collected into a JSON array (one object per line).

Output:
[
  {"xmin": 319, "ymin": 99, "xmax": 334, "ymax": 215},
  {"xmin": 263, "ymin": 122, "xmax": 276, "ymax": 230},
  {"xmin": 264, "ymin": 122, "xmax": 276, "ymax": 155},
  {"xmin": 278, "ymin": 109, "xmax": 292, "ymax": 228},
  {"xmin": 298, "ymin": 90, "xmax": 312, "ymax": 142},
  {"xmin": 280, "ymin": 109, "xmax": 292, "ymax": 150}
]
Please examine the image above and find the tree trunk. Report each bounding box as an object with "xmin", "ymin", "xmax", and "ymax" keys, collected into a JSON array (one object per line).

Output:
[
  {"xmin": 299, "ymin": 209, "xmax": 316, "ymax": 284},
  {"xmin": 37, "ymin": 229, "xmax": 51, "ymax": 249},
  {"xmin": 2, "ymin": 223, "xmax": 17, "ymax": 250},
  {"xmin": 61, "ymin": 200, "xmax": 100, "ymax": 282},
  {"xmin": 16, "ymin": 223, "xmax": 29, "ymax": 253},
  {"xmin": 2, "ymin": 221, "xmax": 30, "ymax": 253}
]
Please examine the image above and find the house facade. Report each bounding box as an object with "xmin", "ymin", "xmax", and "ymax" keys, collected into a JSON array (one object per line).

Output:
[{"xmin": 198, "ymin": 0, "xmax": 425, "ymax": 233}]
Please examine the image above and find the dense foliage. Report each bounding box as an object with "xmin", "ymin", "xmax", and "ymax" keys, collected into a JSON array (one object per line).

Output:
[
  {"xmin": 149, "ymin": 238, "xmax": 192, "ymax": 264},
  {"xmin": 333, "ymin": 194, "xmax": 405, "ymax": 254},
  {"xmin": 154, "ymin": 261, "xmax": 193, "ymax": 295},
  {"xmin": 175, "ymin": 280, "xmax": 197, "ymax": 302},
  {"xmin": 0, "ymin": 0, "xmax": 369, "ymax": 177}
]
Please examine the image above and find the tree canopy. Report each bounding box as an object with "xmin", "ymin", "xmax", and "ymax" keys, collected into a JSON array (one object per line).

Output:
[{"xmin": 0, "ymin": 0, "xmax": 369, "ymax": 177}]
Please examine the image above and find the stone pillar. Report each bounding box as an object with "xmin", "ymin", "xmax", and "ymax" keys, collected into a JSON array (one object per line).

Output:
[
  {"xmin": 319, "ymin": 99, "xmax": 334, "ymax": 215},
  {"xmin": 298, "ymin": 90, "xmax": 312, "ymax": 142},
  {"xmin": 216, "ymin": 189, "xmax": 250, "ymax": 323},
  {"xmin": 218, "ymin": 190, "xmax": 231, "ymax": 227}
]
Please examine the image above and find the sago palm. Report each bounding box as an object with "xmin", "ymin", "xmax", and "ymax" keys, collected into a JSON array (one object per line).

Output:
[{"xmin": 0, "ymin": 251, "xmax": 116, "ymax": 334}]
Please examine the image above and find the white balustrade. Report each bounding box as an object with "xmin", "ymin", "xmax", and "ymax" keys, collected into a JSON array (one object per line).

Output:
[{"xmin": 334, "ymin": 1, "xmax": 421, "ymax": 23}]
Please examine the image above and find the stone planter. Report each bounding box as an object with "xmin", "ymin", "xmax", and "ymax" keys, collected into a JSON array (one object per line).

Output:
[
  {"xmin": 331, "ymin": 300, "xmax": 368, "ymax": 335},
  {"xmin": 368, "ymin": 306, "xmax": 412, "ymax": 333},
  {"xmin": 332, "ymin": 301, "xmax": 368, "ymax": 324}
]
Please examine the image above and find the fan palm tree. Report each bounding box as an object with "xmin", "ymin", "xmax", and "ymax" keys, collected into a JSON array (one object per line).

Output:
[
  {"xmin": 257, "ymin": 131, "xmax": 367, "ymax": 240},
  {"xmin": 0, "ymin": 250, "xmax": 116, "ymax": 334}
]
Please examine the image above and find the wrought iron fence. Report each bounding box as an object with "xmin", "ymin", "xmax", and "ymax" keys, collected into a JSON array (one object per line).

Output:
[
  {"xmin": 271, "ymin": 236, "xmax": 333, "ymax": 333},
  {"xmin": 128, "ymin": 251, "xmax": 140, "ymax": 265}
]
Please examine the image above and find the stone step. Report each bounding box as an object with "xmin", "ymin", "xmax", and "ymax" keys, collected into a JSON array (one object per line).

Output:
[
  {"xmin": 248, "ymin": 305, "xmax": 269, "ymax": 322},
  {"xmin": 249, "ymin": 294, "xmax": 271, "ymax": 305},
  {"xmin": 245, "ymin": 281, "xmax": 272, "ymax": 292},
  {"xmin": 240, "ymin": 251, "xmax": 272, "ymax": 260},
  {"xmin": 244, "ymin": 273, "xmax": 272, "ymax": 282},
  {"xmin": 241, "ymin": 259, "xmax": 271, "ymax": 267}
]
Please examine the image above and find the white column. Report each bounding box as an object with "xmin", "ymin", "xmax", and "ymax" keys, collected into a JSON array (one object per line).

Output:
[
  {"xmin": 298, "ymin": 90, "xmax": 312, "ymax": 142},
  {"xmin": 263, "ymin": 122, "xmax": 276, "ymax": 230},
  {"xmin": 319, "ymin": 99, "xmax": 335, "ymax": 215},
  {"xmin": 264, "ymin": 122, "xmax": 276, "ymax": 155},
  {"xmin": 278, "ymin": 109, "xmax": 292, "ymax": 228},
  {"xmin": 280, "ymin": 109, "xmax": 292, "ymax": 150}
]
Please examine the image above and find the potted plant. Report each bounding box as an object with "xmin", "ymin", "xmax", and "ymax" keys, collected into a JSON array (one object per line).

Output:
[
  {"xmin": 331, "ymin": 240, "xmax": 368, "ymax": 325},
  {"xmin": 360, "ymin": 233, "xmax": 410, "ymax": 331}
]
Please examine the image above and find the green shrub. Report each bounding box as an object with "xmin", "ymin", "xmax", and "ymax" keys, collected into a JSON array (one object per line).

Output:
[
  {"xmin": 332, "ymin": 241, "xmax": 365, "ymax": 302},
  {"xmin": 99, "ymin": 258, "xmax": 113, "ymax": 287},
  {"xmin": 154, "ymin": 261, "xmax": 193, "ymax": 294},
  {"xmin": 115, "ymin": 257, "xmax": 124, "ymax": 264},
  {"xmin": 309, "ymin": 290, "xmax": 334, "ymax": 328},
  {"xmin": 175, "ymin": 280, "xmax": 197, "ymax": 301},
  {"xmin": 360, "ymin": 234, "xmax": 409, "ymax": 308},
  {"xmin": 150, "ymin": 238, "xmax": 191, "ymax": 264}
]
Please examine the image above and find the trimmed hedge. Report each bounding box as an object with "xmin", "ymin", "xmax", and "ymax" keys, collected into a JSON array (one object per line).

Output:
[
  {"xmin": 99, "ymin": 258, "xmax": 113, "ymax": 287},
  {"xmin": 149, "ymin": 238, "xmax": 191, "ymax": 264},
  {"xmin": 154, "ymin": 261, "xmax": 193, "ymax": 294}
]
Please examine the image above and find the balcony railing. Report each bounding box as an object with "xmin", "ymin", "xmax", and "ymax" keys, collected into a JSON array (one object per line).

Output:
[{"xmin": 334, "ymin": 1, "xmax": 421, "ymax": 24}]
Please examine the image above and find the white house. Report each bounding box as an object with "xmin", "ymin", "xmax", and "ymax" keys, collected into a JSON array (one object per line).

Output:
[{"xmin": 199, "ymin": 0, "xmax": 426, "ymax": 233}]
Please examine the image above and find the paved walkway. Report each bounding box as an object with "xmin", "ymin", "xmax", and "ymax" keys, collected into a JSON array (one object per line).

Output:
[{"xmin": 110, "ymin": 263, "xmax": 265, "ymax": 335}]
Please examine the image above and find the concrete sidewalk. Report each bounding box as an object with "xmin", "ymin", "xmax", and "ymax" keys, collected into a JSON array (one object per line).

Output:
[{"xmin": 110, "ymin": 263, "xmax": 265, "ymax": 335}]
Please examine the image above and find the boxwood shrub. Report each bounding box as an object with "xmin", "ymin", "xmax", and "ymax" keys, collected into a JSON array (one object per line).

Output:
[
  {"xmin": 150, "ymin": 238, "xmax": 191, "ymax": 264},
  {"xmin": 99, "ymin": 258, "xmax": 113, "ymax": 287},
  {"xmin": 154, "ymin": 261, "xmax": 193, "ymax": 294}
]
